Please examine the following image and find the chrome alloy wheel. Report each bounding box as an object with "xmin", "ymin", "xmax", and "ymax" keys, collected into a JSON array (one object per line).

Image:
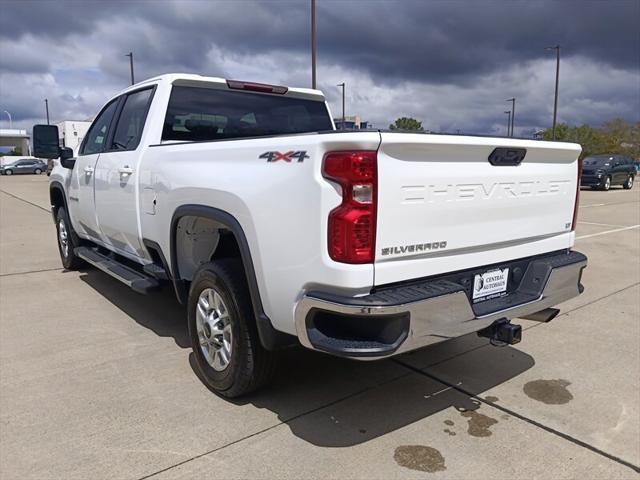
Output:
[
  {"xmin": 58, "ymin": 218, "xmax": 69, "ymax": 258},
  {"xmin": 196, "ymin": 288, "xmax": 233, "ymax": 371}
]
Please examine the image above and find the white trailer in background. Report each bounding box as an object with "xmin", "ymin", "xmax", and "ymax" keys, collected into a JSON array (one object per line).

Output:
[{"xmin": 56, "ymin": 120, "xmax": 91, "ymax": 156}]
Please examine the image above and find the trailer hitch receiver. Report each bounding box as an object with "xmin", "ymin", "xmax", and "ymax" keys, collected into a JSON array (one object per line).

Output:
[{"xmin": 477, "ymin": 319, "xmax": 522, "ymax": 345}]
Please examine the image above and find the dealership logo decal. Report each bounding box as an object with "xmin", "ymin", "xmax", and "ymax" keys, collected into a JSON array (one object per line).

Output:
[{"xmin": 260, "ymin": 150, "xmax": 309, "ymax": 163}]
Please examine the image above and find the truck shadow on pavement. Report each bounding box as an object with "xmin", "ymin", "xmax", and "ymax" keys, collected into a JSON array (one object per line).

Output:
[
  {"xmin": 79, "ymin": 270, "xmax": 190, "ymax": 348},
  {"xmin": 231, "ymin": 337, "xmax": 535, "ymax": 447},
  {"xmin": 80, "ymin": 269, "xmax": 534, "ymax": 448}
]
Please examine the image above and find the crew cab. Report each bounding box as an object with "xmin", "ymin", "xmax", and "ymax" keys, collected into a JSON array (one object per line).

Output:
[{"xmin": 33, "ymin": 74, "xmax": 587, "ymax": 397}]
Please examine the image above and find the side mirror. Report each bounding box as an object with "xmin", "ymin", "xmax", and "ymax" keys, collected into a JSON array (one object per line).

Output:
[
  {"xmin": 60, "ymin": 147, "xmax": 75, "ymax": 169},
  {"xmin": 33, "ymin": 124, "xmax": 61, "ymax": 159}
]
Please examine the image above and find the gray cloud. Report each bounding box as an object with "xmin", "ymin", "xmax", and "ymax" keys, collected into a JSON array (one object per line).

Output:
[{"xmin": 0, "ymin": 0, "xmax": 638, "ymax": 135}]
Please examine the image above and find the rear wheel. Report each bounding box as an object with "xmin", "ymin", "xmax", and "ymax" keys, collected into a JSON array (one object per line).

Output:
[
  {"xmin": 55, "ymin": 207, "xmax": 84, "ymax": 270},
  {"xmin": 601, "ymin": 176, "xmax": 611, "ymax": 191},
  {"xmin": 623, "ymin": 175, "xmax": 634, "ymax": 190},
  {"xmin": 188, "ymin": 259, "xmax": 277, "ymax": 397}
]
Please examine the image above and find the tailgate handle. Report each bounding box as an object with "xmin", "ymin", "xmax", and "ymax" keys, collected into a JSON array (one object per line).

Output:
[{"xmin": 488, "ymin": 147, "xmax": 526, "ymax": 166}]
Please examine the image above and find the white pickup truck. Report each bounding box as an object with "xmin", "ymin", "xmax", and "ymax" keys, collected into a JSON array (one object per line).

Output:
[{"xmin": 34, "ymin": 73, "xmax": 587, "ymax": 397}]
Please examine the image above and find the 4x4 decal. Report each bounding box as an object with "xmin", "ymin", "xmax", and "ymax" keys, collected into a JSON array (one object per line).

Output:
[{"xmin": 260, "ymin": 150, "xmax": 309, "ymax": 163}]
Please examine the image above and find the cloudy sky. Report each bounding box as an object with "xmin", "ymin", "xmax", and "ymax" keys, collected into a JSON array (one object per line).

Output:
[{"xmin": 1, "ymin": 0, "xmax": 639, "ymax": 136}]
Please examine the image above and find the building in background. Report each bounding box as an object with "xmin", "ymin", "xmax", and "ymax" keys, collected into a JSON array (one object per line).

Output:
[
  {"xmin": 0, "ymin": 129, "xmax": 30, "ymax": 163},
  {"xmin": 333, "ymin": 115, "xmax": 371, "ymax": 130},
  {"xmin": 56, "ymin": 120, "xmax": 91, "ymax": 155}
]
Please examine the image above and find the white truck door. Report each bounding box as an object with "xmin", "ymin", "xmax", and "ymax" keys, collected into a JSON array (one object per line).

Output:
[
  {"xmin": 68, "ymin": 98, "xmax": 120, "ymax": 241},
  {"xmin": 94, "ymin": 87, "xmax": 154, "ymax": 259}
]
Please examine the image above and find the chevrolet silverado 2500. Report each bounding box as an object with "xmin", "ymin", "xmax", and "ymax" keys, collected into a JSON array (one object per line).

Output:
[{"xmin": 33, "ymin": 74, "xmax": 587, "ymax": 397}]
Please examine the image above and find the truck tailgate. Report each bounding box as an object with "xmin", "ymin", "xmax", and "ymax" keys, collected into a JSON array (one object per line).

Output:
[{"xmin": 374, "ymin": 133, "xmax": 581, "ymax": 286}]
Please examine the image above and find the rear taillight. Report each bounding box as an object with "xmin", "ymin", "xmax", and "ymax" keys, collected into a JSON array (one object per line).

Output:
[
  {"xmin": 323, "ymin": 151, "xmax": 377, "ymax": 264},
  {"xmin": 571, "ymin": 157, "xmax": 583, "ymax": 231}
]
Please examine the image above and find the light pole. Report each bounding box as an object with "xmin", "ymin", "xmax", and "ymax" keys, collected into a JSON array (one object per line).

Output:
[
  {"xmin": 44, "ymin": 99, "xmax": 50, "ymax": 125},
  {"xmin": 337, "ymin": 82, "xmax": 345, "ymax": 129},
  {"xmin": 2, "ymin": 110, "xmax": 11, "ymax": 129},
  {"xmin": 546, "ymin": 45, "xmax": 560, "ymax": 140},
  {"xmin": 506, "ymin": 98, "xmax": 515, "ymax": 137},
  {"xmin": 504, "ymin": 110, "xmax": 511, "ymax": 137},
  {"xmin": 126, "ymin": 52, "xmax": 135, "ymax": 85},
  {"xmin": 311, "ymin": 0, "xmax": 317, "ymax": 89}
]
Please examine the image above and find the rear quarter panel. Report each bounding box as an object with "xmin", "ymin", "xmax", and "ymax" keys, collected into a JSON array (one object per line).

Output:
[{"xmin": 139, "ymin": 132, "xmax": 381, "ymax": 335}]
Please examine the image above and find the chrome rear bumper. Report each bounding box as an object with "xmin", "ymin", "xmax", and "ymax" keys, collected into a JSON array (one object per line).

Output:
[{"xmin": 294, "ymin": 251, "xmax": 587, "ymax": 359}]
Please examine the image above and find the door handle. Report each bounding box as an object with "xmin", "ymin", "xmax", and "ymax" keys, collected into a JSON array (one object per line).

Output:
[
  {"xmin": 83, "ymin": 166, "xmax": 94, "ymax": 174},
  {"xmin": 119, "ymin": 166, "xmax": 134, "ymax": 176}
]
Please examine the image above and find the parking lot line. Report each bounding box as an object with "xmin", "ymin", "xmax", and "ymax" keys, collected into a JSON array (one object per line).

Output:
[
  {"xmin": 580, "ymin": 200, "xmax": 639, "ymax": 208},
  {"xmin": 578, "ymin": 221, "xmax": 628, "ymax": 228},
  {"xmin": 576, "ymin": 225, "xmax": 640, "ymax": 240},
  {"xmin": 0, "ymin": 189, "xmax": 51, "ymax": 214},
  {"xmin": 393, "ymin": 358, "xmax": 640, "ymax": 475}
]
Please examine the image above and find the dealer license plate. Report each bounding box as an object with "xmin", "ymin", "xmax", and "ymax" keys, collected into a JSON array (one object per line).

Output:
[{"xmin": 472, "ymin": 268, "xmax": 509, "ymax": 302}]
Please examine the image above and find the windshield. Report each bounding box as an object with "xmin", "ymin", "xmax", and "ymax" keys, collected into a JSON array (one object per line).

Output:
[{"xmin": 583, "ymin": 156, "xmax": 613, "ymax": 167}]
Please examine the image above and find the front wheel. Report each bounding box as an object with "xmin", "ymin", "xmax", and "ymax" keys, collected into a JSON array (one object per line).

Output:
[
  {"xmin": 55, "ymin": 207, "xmax": 84, "ymax": 270},
  {"xmin": 4, "ymin": 169, "xmax": 12, "ymax": 176},
  {"xmin": 34, "ymin": 168, "xmax": 42, "ymax": 175},
  {"xmin": 188, "ymin": 259, "xmax": 277, "ymax": 397},
  {"xmin": 623, "ymin": 175, "xmax": 634, "ymax": 190}
]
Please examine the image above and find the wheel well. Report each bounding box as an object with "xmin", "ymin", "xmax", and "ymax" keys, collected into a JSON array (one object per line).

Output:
[
  {"xmin": 170, "ymin": 205, "xmax": 295, "ymax": 350},
  {"xmin": 174, "ymin": 215, "xmax": 242, "ymax": 282},
  {"xmin": 50, "ymin": 186, "xmax": 65, "ymax": 216}
]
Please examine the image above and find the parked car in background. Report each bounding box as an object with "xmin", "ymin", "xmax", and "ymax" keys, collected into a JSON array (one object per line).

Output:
[
  {"xmin": 580, "ymin": 154, "xmax": 635, "ymax": 190},
  {"xmin": 0, "ymin": 158, "xmax": 47, "ymax": 175}
]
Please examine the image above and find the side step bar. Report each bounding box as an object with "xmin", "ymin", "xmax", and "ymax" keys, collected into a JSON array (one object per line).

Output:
[{"xmin": 75, "ymin": 247, "xmax": 160, "ymax": 294}]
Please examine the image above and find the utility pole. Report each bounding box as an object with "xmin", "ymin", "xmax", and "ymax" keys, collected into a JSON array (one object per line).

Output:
[
  {"xmin": 337, "ymin": 82, "xmax": 345, "ymax": 129},
  {"xmin": 506, "ymin": 98, "xmax": 515, "ymax": 137},
  {"xmin": 546, "ymin": 45, "xmax": 560, "ymax": 139},
  {"xmin": 126, "ymin": 52, "xmax": 135, "ymax": 85},
  {"xmin": 311, "ymin": 0, "xmax": 317, "ymax": 89},
  {"xmin": 44, "ymin": 99, "xmax": 50, "ymax": 125},
  {"xmin": 2, "ymin": 110, "xmax": 11, "ymax": 129},
  {"xmin": 504, "ymin": 110, "xmax": 511, "ymax": 137}
]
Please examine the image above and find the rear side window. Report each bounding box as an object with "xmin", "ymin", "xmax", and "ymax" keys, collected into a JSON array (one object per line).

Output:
[
  {"xmin": 162, "ymin": 86, "xmax": 332, "ymax": 142},
  {"xmin": 81, "ymin": 99, "xmax": 119, "ymax": 155},
  {"xmin": 111, "ymin": 88, "xmax": 154, "ymax": 151}
]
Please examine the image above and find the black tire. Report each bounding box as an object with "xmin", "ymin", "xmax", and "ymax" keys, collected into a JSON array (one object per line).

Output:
[
  {"xmin": 55, "ymin": 207, "xmax": 85, "ymax": 270},
  {"xmin": 4, "ymin": 169, "xmax": 12, "ymax": 176},
  {"xmin": 623, "ymin": 175, "xmax": 634, "ymax": 190},
  {"xmin": 34, "ymin": 168, "xmax": 42, "ymax": 175},
  {"xmin": 601, "ymin": 176, "xmax": 611, "ymax": 191},
  {"xmin": 188, "ymin": 259, "xmax": 277, "ymax": 397}
]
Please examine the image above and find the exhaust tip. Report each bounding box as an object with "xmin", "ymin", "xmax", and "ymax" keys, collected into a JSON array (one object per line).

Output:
[{"xmin": 521, "ymin": 308, "xmax": 560, "ymax": 323}]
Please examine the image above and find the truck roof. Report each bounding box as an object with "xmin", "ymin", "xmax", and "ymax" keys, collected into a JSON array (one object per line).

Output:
[{"xmin": 119, "ymin": 73, "xmax": 326, "ymax": 101}]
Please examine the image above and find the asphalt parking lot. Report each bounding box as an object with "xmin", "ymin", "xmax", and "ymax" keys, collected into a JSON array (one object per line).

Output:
[{"xmin": 1, "ymin": 174, "xmax": 638, "ymax": 479}]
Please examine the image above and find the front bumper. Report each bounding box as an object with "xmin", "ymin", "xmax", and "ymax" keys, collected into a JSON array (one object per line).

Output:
[
  {"xmin": 294, "ymin": 250, "xmax": 587, "ymax": 359},
  {"xmin": 581, "ymin": 175, "xmax": 604, "ymax": 187}
]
